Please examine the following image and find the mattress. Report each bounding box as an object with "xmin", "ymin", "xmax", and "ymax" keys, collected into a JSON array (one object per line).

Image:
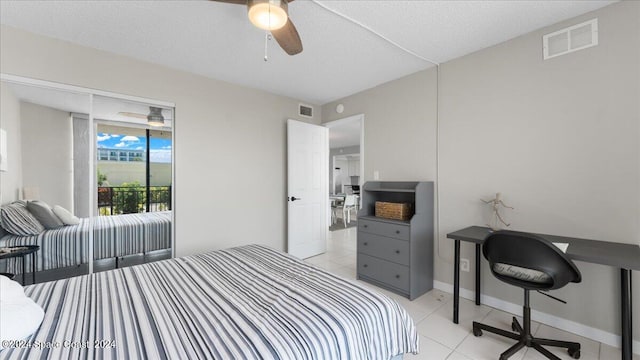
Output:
[
  {"xmin": 0, "ymin": 245, "xmax": 419, "ymax": 359},
  {"xmin": 0, "ymin": 211, "xmax": 172, "ymax": 273}
]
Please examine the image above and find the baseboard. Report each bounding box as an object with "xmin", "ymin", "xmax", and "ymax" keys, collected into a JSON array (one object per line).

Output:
[{"xmin": 433, "ymin": 280, "xmax": 640, "ymax": 355}]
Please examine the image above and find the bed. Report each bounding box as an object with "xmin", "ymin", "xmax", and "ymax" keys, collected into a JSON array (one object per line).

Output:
[
  {"xmin": 0, "ymin": 244, "xmax": 419, "ymax": 359},
  {"xmin": 0, "ymin": 211, "xmax": 172, "ymax": 276}
]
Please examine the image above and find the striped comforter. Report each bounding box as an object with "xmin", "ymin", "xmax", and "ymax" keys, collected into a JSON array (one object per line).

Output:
[
  {"xmin": 0, "ymin": 211, "xmax": 171, "ymax": 273},
  {"xmin": 0, "ymin": 245, "xmax": 419, "ymax": 360}
]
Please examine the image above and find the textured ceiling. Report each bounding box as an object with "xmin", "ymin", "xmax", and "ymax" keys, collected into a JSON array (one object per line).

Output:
[{"xmin": 0, "ymin": 0, "xmax": 616, "ymax": 104}]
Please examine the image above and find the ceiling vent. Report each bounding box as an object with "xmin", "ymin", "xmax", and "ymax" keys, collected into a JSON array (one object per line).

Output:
[
  {"xmin": 543, "ymin": 18, "xmax": 598, "ymax": 60},
  {"xmin": 299, "ymin": 104, "xmax": 313, "ymax": 118}
]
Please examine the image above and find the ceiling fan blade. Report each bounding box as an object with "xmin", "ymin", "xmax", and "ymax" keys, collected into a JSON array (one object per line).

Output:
[
  {"xmin": 209, "ymin": 0, "xmax": 247, "ymax": 5},
  {"xmin": 271, "ymin": 18, "xmax": 303, "ymax": 55},
  {"xmin": 118, "ymin": 112, "xmax": 147, "ymax": 119}
]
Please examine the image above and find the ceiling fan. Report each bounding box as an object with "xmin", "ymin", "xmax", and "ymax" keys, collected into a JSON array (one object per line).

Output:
[{"xmin": 211, "ymin": 0, "xmax": 303, "ymax": 56}]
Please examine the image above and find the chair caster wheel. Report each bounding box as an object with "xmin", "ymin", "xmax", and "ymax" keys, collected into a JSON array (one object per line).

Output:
[
  {"xmin": 473, "ymin": 328, "xmax": 483, "ymax": 337},
  {"xmin": 568, "ymin": 348, "xmax": 580, "ymax": 359}
]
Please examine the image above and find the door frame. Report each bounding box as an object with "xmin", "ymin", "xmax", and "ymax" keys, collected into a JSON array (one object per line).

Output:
[{"xmin": 324, "ymin": 113, "xmax": 365, "ymax": 206}]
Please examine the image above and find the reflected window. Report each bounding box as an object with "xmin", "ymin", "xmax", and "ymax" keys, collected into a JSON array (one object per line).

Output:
[{"xmin": 96, "ymin": 126, "xmax": 171, "ymax": 215}]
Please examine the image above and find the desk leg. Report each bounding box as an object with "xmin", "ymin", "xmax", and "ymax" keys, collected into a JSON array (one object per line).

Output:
[
  {"xmin": 475, "ymin": 244, "xmax": 481, "ymax": 306},
  {"xmin": 31, "ymin": 252, "xmax": 36, "ymax": 285},
  {"xmin": 21, "ymin": 254, "xmax": 26, "ymax": 286},
  {"xmin": 453, "ymin": 239, "xmax": 460, "ymax": 324},
  {"xmin": 621, "ymin": 269, "xmax": 632, "ymax": 360}
]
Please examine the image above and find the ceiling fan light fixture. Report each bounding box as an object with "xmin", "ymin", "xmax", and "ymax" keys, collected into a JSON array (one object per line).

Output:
[
  {"xmin": 248, "ymin": 0, "xmax": 288, "ymax": 31},
  {"xmin": 147, "ymin": 107, "xmax": 165, "ymax": 127}
]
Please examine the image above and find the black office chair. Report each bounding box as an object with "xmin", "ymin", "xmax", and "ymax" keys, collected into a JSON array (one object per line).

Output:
[{"xmin": 472, "ymin": 230, "xmax": 582, "ymax": 360}]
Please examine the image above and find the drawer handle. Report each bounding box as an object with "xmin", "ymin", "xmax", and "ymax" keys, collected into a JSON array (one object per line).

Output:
[
  {"xmin": 363, "ymin": 264, "xmax": 368, "ymax": 268},
  {"xmin": 363, "ymin": 242, "xmax": 368, "ymax": 246},
  {"xmin": 395, "ymin": 250, "xmax": 400, "ymax": 254},
  {"xmin": 395, "ymin": 230, "xmax": 400, "ymax": 234},
  {"xmin": 395, "ymin": 275, "xmax": 400, "ymax": 279}
]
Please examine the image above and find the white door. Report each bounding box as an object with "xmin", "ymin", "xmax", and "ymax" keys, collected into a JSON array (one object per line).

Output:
[{"xmin": 287, "ymin": 119, "xmax": 328, "ymax": 259}]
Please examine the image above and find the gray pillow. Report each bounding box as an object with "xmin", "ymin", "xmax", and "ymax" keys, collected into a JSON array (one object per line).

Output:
[
  {"xmin": 52, "ymin": 205, "xmax": 80, "ymax": 226},
  {"xmin": 27, "ymin": 201, "xmax": 64, "ymax": 229},
  {"xmin": 0, "ymin": 202, "xmax": 45, "ymax": 236}
]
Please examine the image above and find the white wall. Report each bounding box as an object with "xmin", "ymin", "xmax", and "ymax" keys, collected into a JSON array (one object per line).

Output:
[
  {"xmin": 97, "ymin": 162, "xmax": 172, "ymax": 187},
  {"xmin": 323, "ymin": 1, "xmax": 639, "ymax": 343},
  {"xmin": 0, "ymin": 82, "xmax": 22, "ymax": 203},
  {"xmin": 20, "ymin": 102, "xmax": 73, "ymax": 210},
  {"xmin": 0, "ymin": 24, "xmax": 321, "ymax": 257},
  {"xmin": 323, "ymin": 69, "xmax": 438, "ymax": 182}
]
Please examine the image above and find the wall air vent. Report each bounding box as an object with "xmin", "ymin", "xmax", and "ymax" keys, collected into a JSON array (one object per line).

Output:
[
  {"xmin": 299, "ymin": 104, "xmax": 313, "ymax": 118},
  {"xmin": 543, "ymin": 18, "xmax": 598, "ymax": 60}
]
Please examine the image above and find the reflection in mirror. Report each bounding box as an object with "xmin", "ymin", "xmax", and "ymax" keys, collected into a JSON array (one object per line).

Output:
[
  {"xmin": 0, "ymin": 80, "xmax": 91, "ymax": 283},
  {"xmin": 92, "ymin": 95, "xmax": 173, "ymax": 272},
  {"xmin": 0, "ymin": 81, "xmax": 174, "ymax": 284}
]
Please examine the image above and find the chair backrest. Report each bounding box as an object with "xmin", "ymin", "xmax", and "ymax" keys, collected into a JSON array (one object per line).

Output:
[
  {"xmin": 343, "ymin": 195, "xmax": 357, "ymax": 207},
  {"xmin": 483, "ymin": 230, "xmax": 581, "ymax": 291}
]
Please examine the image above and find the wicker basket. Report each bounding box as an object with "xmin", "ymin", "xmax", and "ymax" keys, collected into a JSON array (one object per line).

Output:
[{"xmin": 375, "ymin": 201, "xmax": 413, "ymax": 221}]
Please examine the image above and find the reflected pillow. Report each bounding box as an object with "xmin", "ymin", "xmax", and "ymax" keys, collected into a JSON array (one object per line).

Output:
[
  {"xmin": 0, "ymin": 202, "xmax": 45, "ymax": 236},
  {"xmin": 52, "ymin": 205, "xmax": 80, "ymax": 226},
  {"xmin": 27, "ymin": 201, "xmax": 64, "ymax": 229}
]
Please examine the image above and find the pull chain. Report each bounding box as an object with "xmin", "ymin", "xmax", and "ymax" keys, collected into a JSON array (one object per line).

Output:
[
  {"xmin": 264, "ymin": 4, "xmax": 272, "ymax": 62},
  {"xmin": 264, "ymin": 32, "xmax": 272, "ymax": 62}
]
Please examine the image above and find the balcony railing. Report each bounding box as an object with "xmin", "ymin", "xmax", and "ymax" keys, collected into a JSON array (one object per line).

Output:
[{"xmin": 98, "ymin": 186, "xmax": 171, "ymax": 215}]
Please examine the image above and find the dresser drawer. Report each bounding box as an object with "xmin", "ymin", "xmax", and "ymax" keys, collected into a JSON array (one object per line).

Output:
[
  {"xmin": 358, "ymin": 254, "xmax": 409, "ymax": 292},
  {"xmin": 358, "ymin": 233, "xmax": 410, "ymax": 266},
  {"xmin": 358, "ymin": 218, "xmax": 410, "ymax": 241}
]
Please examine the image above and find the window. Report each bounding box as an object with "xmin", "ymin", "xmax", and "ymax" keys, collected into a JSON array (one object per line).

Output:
[{"xmin": 98, "ymin": 149, "xmax": 109, "ymax": 161}]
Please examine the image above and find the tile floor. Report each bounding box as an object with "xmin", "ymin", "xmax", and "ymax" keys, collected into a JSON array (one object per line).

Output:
[{"xmin": 305, "ymin": 227, "xmax": 638, "ymax": 360}]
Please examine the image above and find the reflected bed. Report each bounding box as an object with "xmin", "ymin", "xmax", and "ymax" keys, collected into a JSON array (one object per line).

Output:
[{"xmin": 0, "ymin": 211, "xmax": 171, "ymax": 276}]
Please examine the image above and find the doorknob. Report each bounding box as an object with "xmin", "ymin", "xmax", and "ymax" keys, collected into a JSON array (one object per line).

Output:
[{"xmin": 289, "ymin": 196, "xmax": 301, "ymax": 202}]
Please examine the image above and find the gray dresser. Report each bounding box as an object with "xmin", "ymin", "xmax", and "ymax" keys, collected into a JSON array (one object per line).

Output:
[{"xmin": 357, "ymin": 181, "xmax": 434, "ymax": 300}]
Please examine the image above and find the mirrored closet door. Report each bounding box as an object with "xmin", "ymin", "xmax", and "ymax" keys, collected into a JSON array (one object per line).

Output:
[
  {"xmin": 0, "ymin": 76, "xmax": 174, "ymax": 284},
  {"xmin": 0, "ymin": 80, "xmax": 92, "ymax": 283}
]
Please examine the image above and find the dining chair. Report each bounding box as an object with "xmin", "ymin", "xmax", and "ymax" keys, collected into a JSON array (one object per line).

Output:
[
  {"xmin": 341, "ymin": 195, "xmax": 358, "ymax": 227},
  {"xmin": 330, "ymin": 198, "xmax": 343, "ymax": 224}
]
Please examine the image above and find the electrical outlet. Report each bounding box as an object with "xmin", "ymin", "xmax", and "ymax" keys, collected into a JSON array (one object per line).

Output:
[{"xmin": 460, "ymin": 258, "xmax": 470, "ymax": 272}]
